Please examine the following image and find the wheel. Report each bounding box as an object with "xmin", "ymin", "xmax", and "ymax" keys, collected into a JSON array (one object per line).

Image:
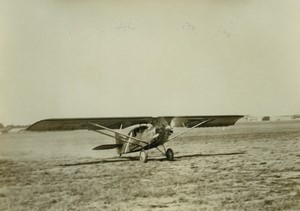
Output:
[
  {"xmin": 166, "ymin": 148, "xmax": 174, "ymax": 161},
  {"xmin": 139, "ymin": 150, "xmax": 148, "ymax": 163}
]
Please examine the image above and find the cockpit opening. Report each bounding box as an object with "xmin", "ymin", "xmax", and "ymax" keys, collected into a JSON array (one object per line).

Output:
[{"xmin": 129, "ymin": 125, "xmax": 149, "ymax": 137}]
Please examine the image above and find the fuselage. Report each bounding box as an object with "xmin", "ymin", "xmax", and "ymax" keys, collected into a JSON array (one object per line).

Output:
[{"xmin": 118, "ymin": 124, "xmax": 173, "ymax": 154}]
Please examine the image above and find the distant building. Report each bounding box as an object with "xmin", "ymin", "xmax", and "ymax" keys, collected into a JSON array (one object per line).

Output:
[
  {"xmin": 262, "ymin": 116, "xmax": 270, "ymax": 121},
  {"xmin": 270, "ymin": 115, "xmax": 293, "ymax": 121},
  {"xmin": 242, "ymin": 115, "xmax": 297, "ymax": 122},
  {"xmin": 291, "ymin": 115, "xmax": 300, "ymax": 119}
]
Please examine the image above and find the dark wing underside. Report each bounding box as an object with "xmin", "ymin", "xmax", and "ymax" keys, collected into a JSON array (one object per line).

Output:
[
  {"xmin": 26, "ymin": 115, "xmax": 243, "ymax": 131},
  {"xmin": 26, "ymin": 117, "xmax": 153, "ymax": 131}
]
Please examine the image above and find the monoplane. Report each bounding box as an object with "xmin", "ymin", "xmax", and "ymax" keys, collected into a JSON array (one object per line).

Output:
[{"xmin": 27, "ymin": 115, "xmax": 243, "ymax": 162}]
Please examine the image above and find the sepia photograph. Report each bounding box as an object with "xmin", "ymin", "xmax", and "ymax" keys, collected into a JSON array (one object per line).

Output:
[{"xmin": 1, "ymin": 0, "xmax": 300, "ymax": 210}]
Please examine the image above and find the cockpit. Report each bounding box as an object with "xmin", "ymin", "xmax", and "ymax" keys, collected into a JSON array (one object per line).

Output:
[{"xmin": 129, "ymin": 125, "xmax": 149, "ymax": 137}]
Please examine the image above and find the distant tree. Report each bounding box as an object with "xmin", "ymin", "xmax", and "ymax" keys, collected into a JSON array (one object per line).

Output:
[{"xmin": 0, "ymin": 123, "xmax": 4, "ymax": 128}]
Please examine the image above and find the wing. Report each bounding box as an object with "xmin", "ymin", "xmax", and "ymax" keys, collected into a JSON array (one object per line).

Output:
[
  {"xmin": 26, "ymin": 115, "xmax": 243, "ymax": 131},
  {"xmin": 26, "ymin": 117, "xmax": 152, "ymax": 131},
  {"xmin": 159, "ymin": 115, "xmax": 243, "ymax": 128}
]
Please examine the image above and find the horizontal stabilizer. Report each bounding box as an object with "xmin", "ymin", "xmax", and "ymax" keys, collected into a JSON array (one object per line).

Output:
[{"xmin": 93, "ymin": 144, "xmax": 123, "ymax": 150}]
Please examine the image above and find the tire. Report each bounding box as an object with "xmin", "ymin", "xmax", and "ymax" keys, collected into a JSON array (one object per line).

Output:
[
  {"xmin": 166, "ymin": 148, "xmax": 174, "ymax": 161},
  {"xmin": 139, "ymin": 150, "xmax": 148, "ymax": 163}
]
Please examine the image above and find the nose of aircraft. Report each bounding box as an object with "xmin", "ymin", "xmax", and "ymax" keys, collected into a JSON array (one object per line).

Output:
[{"xmin": 165, "ymin": 125, "xmax": 173, "ymax": 135}]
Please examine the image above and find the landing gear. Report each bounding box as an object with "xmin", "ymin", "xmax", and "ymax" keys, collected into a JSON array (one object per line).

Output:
[
  {"xmin": 166, "ymin": 148, "xmax": 174, "ymax": 161},
  {"xmin": 139, "ymin": 150, "xmax": 148, "ymax": 163},
  {"xmin": 140, "ymin": 146, "xmax": 174, "ymax": 163}
]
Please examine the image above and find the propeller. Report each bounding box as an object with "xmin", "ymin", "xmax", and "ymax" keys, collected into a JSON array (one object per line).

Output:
[{"xmin": 170, "ymin": 117, "xmax": 181, "ymax": 128}]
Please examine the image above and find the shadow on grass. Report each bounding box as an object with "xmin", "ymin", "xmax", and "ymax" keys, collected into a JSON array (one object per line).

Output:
[{"xmin": 60, "ymin": 151, "xmax": 245, "ymax": 166}]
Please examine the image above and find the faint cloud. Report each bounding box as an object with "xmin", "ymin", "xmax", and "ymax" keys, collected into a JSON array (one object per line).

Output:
[
  {"xmin": 218, "ymin": 16, "xmax": 240, "ymax": 38},
  {"xmin": 218, "ymin": 27, "xmax": 231, "ymax": 38},
  {"xmin": 115, "ymin": 22, "xmax": 135, "ymax": 31},
  {"xmin": 182, "ymin": 22, "xmax": 196, "ymax": 31}
]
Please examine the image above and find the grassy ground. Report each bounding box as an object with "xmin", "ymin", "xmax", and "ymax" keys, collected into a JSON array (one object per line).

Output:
[{"xmin": 1, "ymin": 121, "xmax": 300, "ymax": 210}]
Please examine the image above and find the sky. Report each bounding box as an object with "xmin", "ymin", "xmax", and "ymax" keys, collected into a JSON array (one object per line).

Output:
[{"xmin": 1, "ymin": 0, "xmax": 300, "ymax": 125}]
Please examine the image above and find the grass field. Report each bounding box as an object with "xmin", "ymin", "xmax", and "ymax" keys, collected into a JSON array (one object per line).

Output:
[{"xmin": 1, "ymin": 121, "xmax": 300, "ymax": 210}]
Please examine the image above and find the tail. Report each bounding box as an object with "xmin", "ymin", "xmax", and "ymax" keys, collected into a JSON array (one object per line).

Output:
[{"xmin": 92, "ymin": 134, "xmax": 124, "ymax": 153}]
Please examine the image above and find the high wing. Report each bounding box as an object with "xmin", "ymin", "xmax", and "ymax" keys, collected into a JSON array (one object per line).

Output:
[
  {"xmin": 26, "ymin": 115, "xmax": 243, "ymax": 131},
  {"xmin": 26, "ymin": 117, "xmax": 153, "ymax": 131},
  {"xmin": 162, "ymin": 115, "xmax": 244, "ymax": 128}
]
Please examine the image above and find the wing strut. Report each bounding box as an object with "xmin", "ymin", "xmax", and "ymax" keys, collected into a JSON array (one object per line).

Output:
[
  {"xmin": 89, "ymin": 122, "xmax": 160, "ymax": 151},
  {"xmin": 88, "ymin": 122, "xmax": 149, "ymax": 145},
  {"xmin": 167, "ymin": 119, "xmax": 213, "ymax": 142},
  {"xmin": 90, "ymin": 125, "xmax": 145, "ymax": 149}
]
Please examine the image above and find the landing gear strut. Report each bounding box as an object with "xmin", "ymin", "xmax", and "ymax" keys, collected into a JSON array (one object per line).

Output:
[
  {"xmin": 139, "ymin": 150, "xmax": 148, "ymax": 163},
  {"xmin": 140, "ymin": 146, "xmax": 174, "ymax": 163}
]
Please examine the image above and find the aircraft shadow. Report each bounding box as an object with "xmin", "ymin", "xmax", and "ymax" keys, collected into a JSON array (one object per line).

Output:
[{"xmin": 60, "ymin": 151, "xmax": 245, "ymax": 167}]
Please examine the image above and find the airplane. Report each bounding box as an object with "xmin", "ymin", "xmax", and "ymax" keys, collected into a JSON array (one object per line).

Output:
[{"xmin": 27, "ymin": 115, "xmax": 243, "ymax": 163}]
